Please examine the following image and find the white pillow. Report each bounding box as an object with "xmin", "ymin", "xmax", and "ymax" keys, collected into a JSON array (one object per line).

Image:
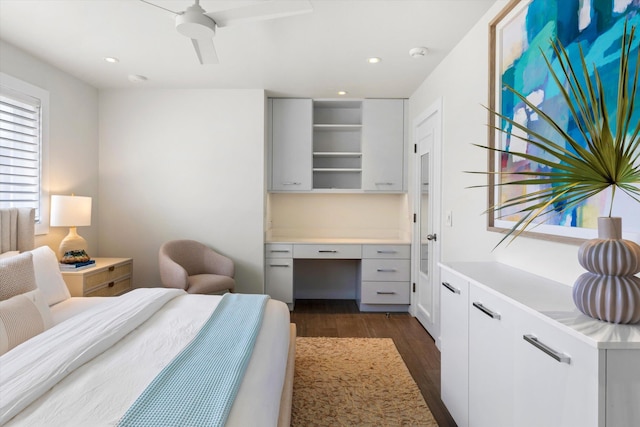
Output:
[
  {"xmin": 0, "ymin": 251, "xmax": 20, "ymax": 259},
  {"xmin": 0, "ymin": 289, "xmax": 53, "ymax": 355},
  {"xmin": 30, "ymin": 246, "xmax": 71, "ymax": 306}
]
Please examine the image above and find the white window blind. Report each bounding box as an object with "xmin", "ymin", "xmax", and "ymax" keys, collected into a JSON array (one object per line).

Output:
[{"xmin": 0, "ymin": 87, "xmax": 42, "ymax": 221}]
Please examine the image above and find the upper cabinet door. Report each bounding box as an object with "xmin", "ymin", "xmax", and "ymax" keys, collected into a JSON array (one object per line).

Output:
[
  {"xmin": 270, "ymin": 98, "xmax": 313, "ymax": 191},
  {"xmin": 361, "ymin": 99, "xmax": 406, "ymax": 192}
]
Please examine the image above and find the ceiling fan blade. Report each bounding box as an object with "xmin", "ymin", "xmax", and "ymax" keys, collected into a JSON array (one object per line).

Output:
[
  {"xmin": 206, "ymin": 0, "xmax": 313, "ymax": 28},
  {"xmin": 138, "ymin": 0, "xmax": 179, "ymax": 15},
  {"xmin": 191, "ymin": 38, "xmax": 219, "ymax": 64}
]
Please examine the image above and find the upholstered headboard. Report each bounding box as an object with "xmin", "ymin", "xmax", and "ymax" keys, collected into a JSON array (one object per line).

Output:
[{"xmin": 0, "ymin": 208, "xmax": 35, "ymax": 253}]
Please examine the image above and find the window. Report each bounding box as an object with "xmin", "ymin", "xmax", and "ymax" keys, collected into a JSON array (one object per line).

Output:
[{"xmin": 0, "ymin": 72, "xmax": 49, "ymax": 234}]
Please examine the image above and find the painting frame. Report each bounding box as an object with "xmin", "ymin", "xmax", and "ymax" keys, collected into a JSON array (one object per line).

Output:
[{"xmin": 486, "ymin": 0, "xmax": 640, "ymax": 245}]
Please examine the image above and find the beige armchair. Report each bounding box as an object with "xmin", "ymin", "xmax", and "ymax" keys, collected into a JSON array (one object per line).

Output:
[{"xmin": 158, "ymin": 240, "xmax": 235, "ymax": 294}]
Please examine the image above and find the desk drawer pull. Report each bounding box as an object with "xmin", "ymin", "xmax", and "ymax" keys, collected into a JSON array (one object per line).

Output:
[
  {"xmin": 269, "ymin": 250, "xmax": 290, "ymax": 253},
  {"xmin": 376, "ymin": 291, "xmax": 396, "ymax": 295},
  {"xmin": 374, "ymin": 182, "xmax": 394, "ymax": 186},
  {"xmin": 376, "ymin": 250, "xmax": 397, "ymax": 254},
  {"xmin": 376, "ymin": 268, "xmax": 397, "ymax": 272},
  {"xmin": 472, "ymin": 302, "xmax": 501, "ymax": 320},
  {"xmin": 523, "ymin": 335, "xmax": 571, "ymax": 364},
  {"xmin": 282, "ymin": 182, "xmax": 301, "ymax": 185},
  {"xmin": 442, "ymin": 282, "xmax": 460, "ymax": 294},
  {"xmin": 269, "ymin": 264, "xmax": 290, "ymax": 268},
  {"xmin": 318, "ymin": 250, "xmax": 338, "ymax": 253}
]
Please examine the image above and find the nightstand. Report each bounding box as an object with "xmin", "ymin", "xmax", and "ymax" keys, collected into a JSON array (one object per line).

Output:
[{"xmin": 61, "ymin": 257, "xmax": 133, "ymax": 297}]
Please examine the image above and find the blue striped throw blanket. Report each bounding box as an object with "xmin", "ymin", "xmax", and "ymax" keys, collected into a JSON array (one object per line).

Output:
[{"xmin": 118, "ymin": 293, "xmax": 269, "ymax": 427}]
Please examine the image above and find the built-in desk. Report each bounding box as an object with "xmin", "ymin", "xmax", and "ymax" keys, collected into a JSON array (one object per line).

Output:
[{"xmin": 265, "ymin": 240, "xmax": 411, "ymax": 312}]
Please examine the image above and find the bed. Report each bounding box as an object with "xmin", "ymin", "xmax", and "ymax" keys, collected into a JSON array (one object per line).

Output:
[{"xmin": 0, "ymin": 208, "xmax": 296, "ymax": 427}]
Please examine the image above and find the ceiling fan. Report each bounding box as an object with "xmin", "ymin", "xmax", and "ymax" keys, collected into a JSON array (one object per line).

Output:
[{"xmin": 139, "ymin": 0, "xmax": 313, "ymax": 64}]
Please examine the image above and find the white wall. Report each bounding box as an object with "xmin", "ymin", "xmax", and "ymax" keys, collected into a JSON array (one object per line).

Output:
[
  {"xmin": 98, "ymin": 89, "xmax": 266, "ymax": 293},
  {"xmin": 0, "ymin": 40, "xmax": 99, "ymax": 255},
  {"xmin": 409, "ymin": 1, "xmax": 583, "ymax": 285}
]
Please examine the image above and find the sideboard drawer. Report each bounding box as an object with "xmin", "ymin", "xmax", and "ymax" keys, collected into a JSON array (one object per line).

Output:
[
  {"xmin": 293, "ymin": 244, "xmax": 362, "ymax": 259},
  {"xmin": 265, "ymin": 244, "xmax": 293, "ymax": 259},
  {"xmin": 360, "ymin": 281, "xmax": 410, "ymax": 304},
  {"xmin": 361, "ymin": 259, "xmax": 410, "ymax": 281}
]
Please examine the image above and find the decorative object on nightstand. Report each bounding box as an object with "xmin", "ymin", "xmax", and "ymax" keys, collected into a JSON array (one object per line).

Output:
[
  {"xmin": 50, "ymin": 194, "xmax": 92, "ymax": 261},
  {"xmin": 60, "ymin": 258, "xmax": 133, "ymax": 297},
  {"xmin": 472, "ymin": 23, "xmax": 640, "ymax": 324}
]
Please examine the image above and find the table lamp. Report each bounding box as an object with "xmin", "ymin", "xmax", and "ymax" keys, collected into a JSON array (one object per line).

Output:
[{"xmin": 50, "ymin": 194, "xmax": 92, "ymax": 260}]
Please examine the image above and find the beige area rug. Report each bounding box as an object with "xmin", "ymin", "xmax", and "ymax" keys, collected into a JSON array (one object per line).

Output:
[{"xmin": 292, "ymin": 337, "xmax": 438, "ymax": 426}]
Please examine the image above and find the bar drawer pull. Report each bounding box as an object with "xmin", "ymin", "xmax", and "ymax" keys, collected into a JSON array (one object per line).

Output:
[
  {"xmin": 269, "ymin": 264, "xmax": 290, "ymax": 268},
  {"xmin": 442, "ymin": 282, "xmax": 460, "ymax": 294},
  {"xmin": 523, "ymin": 335, "xmax": 571, "ymax": 364},
  {"xmin": 472, "ymin": 302, "xmax": 501, "ymax": 320},
  {"xmin": 376, "ymin": 268, "xmax": 397, "ymax": 272},
  {"xmin": 376, "ymin": 250, "xmax": 397, "ymax": 254},
  {"xmin": 374, "ymin": 182, "xmax": 394, "ymax": 185},
  {"xmin": 318, "ymin": 250, "xmax": 338, "ymax": 253},
  {"xmin": 269, "ymin": 249, "xmax": 290, "ymax": 253},
  {"xmin": 282, "ymin": 182, "xmax": 301, "ymax": 185},
  {"xmin": 376, "ymin": 291, "xmax": 397, "ymax": 295}
]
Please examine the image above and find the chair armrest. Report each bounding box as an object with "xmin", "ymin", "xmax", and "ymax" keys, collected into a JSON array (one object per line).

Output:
[
  {"xmin": 159, "ymin": 254, "xmax": 189, "ymax": 289},
  {"xmin": 203, "ymin": 249, "xmax": 235, "ymax": 278}
]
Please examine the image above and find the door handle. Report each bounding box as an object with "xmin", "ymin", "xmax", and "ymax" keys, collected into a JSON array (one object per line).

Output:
[{"xmin": 426, "ymin": 234, "xmax": 437, "ymax": 241}]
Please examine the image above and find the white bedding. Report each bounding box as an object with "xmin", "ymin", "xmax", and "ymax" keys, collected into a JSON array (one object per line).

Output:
[{"xmin": 2, "ymin": 289, "xmax": 290, "ymax": 427}]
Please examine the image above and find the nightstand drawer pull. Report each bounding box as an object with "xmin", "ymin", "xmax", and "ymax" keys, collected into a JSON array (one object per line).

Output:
[
  {"xmin": 108, "ymin": 282, "xmax": 115, "ymax": 287},
  {"xmin": 109, "ymin": 266, "xmax": 115, "ymax": 272},
  {"xmin": 523, "ymin": 335, "xmax": 571, "ymax": 364}
]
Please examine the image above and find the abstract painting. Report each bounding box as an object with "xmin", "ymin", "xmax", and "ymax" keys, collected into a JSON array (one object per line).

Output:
[{"xmin": 488, "ymin": 0, "xmax": 640, "ymax": 242}]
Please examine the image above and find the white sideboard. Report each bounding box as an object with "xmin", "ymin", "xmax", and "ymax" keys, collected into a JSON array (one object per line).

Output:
[
  {"xmin": 265, "ymin": 242, "xmax": 411, "ymax": 312},
  {"xmin": 440, "ymin": 262, "xmax": 640, "ymax": 427}
]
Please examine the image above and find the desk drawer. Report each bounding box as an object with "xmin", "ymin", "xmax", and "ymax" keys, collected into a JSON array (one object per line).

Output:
[
  {"xmin": 294, "ymin": 244, "xmax": 362, "ymax": 259},
  {"xmin": 361, "ymin": 259, "xmax": 410, "ymax": 281},
  {"xmin": 361, "ymin": 281, "xmax": 410, "ymax": 304},
  {"xmin": 362, "ymin": 244, "xmax": 410, "ymax": 259},
  {"xmin": 265, "ymin": 244, "xmax": 293, "ymax": 259}
]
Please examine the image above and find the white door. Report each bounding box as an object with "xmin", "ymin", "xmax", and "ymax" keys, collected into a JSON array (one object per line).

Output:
[{"xmin": 412, "ymin": 100, "xmax": 442, "ymax": 345}]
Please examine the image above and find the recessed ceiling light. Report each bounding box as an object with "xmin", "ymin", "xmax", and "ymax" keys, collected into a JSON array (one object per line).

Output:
[
  {"xmin": 128, "ymin": 74, "xmax": 148, "ymax": 83},
  {"xmin": 337, "ymin": 91, "xmax": 348, "ymax": 96},
  {"xmin": 104, "ymin": 57, "xmax": 119, "ymax": 63},
  {"xmin": 409, "ymin": 47, "xmax": 428, "ymax": 58},
  {"xmin": 367, "ymin": 57, "xmax": 381, "ymax": 64}
]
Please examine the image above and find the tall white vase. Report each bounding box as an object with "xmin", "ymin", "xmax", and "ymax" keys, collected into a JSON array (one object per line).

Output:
[{"xmin": 573, "ymin": 217, "xmax": 640, "ymax": 324}]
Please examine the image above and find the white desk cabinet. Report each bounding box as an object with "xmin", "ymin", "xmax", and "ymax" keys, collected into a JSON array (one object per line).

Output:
[
  {"xmin": 440, "ymin": 262, "xmax": 640, "ymax": 427},
  {"xmin": 361, "ymin": 99, "xmax": 406, "ymax": 192},
  {"xmin": 265, "ymin": 244, "xmax": 294, "ymax": 310},
  {"xmin": 269, "ymin": 98, "xmax": 313, "ymax": 191}
]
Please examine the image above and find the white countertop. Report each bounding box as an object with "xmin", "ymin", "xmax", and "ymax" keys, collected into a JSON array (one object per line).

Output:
[
  {"xmin": 265, "ymin": 237, "xmax": 410, "ymax": 244},
  {"xmin": 441, "ymin": 261, "xmax": 640, "ymax": 350}
]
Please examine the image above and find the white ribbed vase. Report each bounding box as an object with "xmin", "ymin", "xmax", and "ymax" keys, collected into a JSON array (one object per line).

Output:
[{"xmin": 573, "ymin": 217, "xmax": 640, "ymax": 324}]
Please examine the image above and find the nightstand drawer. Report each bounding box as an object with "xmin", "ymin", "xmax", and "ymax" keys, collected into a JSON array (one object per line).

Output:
[
  {"xmin": 85, "ymin": 262, "xmax": 132, "ymax": 289},
  {"xmin": 85, "ymin": 277, "xmax": 132, "ymax": 297},
  {"xmin": 361, "ymin": 259, "xmax": 410, "ymax": 281},
  {"xmin": 361, "ymin": 281, "xmax": 410, "ymax": 304},
  {"xmin": 61, "ymin": 258, "xmax": 133, "ymax": 297}
]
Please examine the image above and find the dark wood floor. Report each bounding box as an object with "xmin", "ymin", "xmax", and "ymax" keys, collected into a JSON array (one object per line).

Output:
[{"xmin": 290, "ymin": 299, "xmax": 457, "ymax": 427}]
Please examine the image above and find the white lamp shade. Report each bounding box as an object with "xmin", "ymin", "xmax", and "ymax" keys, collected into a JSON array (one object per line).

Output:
[{"xmin": 50, "ymin": 195, "xmax": 92, "ymax": 227}]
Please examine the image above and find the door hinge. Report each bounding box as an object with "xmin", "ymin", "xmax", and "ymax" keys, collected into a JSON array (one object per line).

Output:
[
  {"xmin": 412, "ymin": 282, "xmax": 416, "ymax": 292},
  {"xmin": 414, "ymin": 144, "xmax": 417, "ymax": 153}
]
